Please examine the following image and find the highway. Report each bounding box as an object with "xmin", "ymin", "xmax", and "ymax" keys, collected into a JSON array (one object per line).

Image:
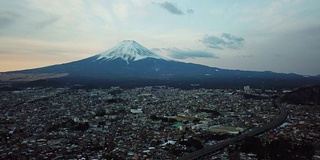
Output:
[{"xmin": 177, "ymin": 102, "xmax": 288, "ymax": 160}]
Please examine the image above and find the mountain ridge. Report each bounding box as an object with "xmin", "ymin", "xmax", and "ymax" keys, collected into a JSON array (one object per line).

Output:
[{"xmin": 1, "ymin": 40, "xmax": 319, "ymax": 89}]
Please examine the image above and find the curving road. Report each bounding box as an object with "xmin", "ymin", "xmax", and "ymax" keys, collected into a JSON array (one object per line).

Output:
[{"xmin": 177, "ymin": 102, "xmax": 288, "ymax": 160}]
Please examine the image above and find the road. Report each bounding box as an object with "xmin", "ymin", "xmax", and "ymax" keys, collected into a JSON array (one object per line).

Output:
[{"xmin": 177, "ymin": 102, "xmax": 288, "ymax": 160}]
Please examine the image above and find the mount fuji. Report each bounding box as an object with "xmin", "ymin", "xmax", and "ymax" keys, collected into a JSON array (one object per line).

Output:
[
  {"xmin": 97, "ymin": 40, "xmax": 163, "ymax": 63},
  {"xmin": 9, "ymin": 40, "xmax": 218, "ymax": 78},
  {"xmin": 3, "ymin": 40, "xmax": 319, "ymax": 88}
]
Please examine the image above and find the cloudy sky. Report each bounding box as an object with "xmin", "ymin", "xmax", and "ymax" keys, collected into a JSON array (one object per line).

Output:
[{"xmin": 1, "ymin": 0, "xmax": 319, "ymax": 75}]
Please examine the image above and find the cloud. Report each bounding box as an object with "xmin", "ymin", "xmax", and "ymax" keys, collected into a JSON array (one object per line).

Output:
[
  {"xmin": 237, "ymin": 54, "xmax": 254, "ymax": 58},
  {"xmin": 35, "ymin": 16, "xmax": 60, "ymax": 29},
  {"xmin": 155, "ymin": 2, "xmax": 193, "ymax": 15},
  {"xmin": 0, "ymin": 11, "xmax": 20, "ymax": 28},
  {"xmin": 187, "ymin": 9, "xmax": 194, "ymax": 14},
  {"xmin": 150, "ymin": 48, "xmax": 161, "ymax": 52},
  {"xmin": 163, "ymin": 48, "xmax": 219, "ymax": 59},
  {"xmin": 156, "ymin": 2, "xmax": 184, "ymax": 15},
  {"xmin": 201, "ymin": 33, "xmax": 245, "ymax": 49}
]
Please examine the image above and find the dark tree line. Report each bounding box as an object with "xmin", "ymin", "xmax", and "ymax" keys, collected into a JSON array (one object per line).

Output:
[{"xmin": 238, "ymin": 136, "xmax": 314, "ymax": 159}]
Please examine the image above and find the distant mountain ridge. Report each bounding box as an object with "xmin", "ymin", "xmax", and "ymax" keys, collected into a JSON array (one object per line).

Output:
[{"xmin": 2, "ymin": 40, "xmax": 320, "ymax": 88}]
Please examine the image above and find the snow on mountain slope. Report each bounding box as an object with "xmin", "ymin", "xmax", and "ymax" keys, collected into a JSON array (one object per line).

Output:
[{"xmin": 97, "ymin": 40, "xmax": 163, "ymax": 63}]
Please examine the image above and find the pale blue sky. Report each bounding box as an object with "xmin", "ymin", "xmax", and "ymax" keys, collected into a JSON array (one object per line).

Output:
[{"xmin": 0, "ymin": 0, "xmax": 319, "ymax": 75}]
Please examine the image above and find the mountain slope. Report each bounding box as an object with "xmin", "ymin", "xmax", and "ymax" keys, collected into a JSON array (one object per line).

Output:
[
  {"xmin": 281, "ymin": 85, "xmax": 320, "ymax": 105},
  {"xmin": 3, "ymin": 40, "xmax": 320, "ymax": 88},
  {"xmin": 97, "ymin": 40, "xmax": 163, "ymax": 63}
]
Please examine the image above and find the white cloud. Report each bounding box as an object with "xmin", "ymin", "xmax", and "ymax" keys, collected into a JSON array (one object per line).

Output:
[
  {"xmin": 156, "ymin": 1, "xmax": 184, "ymax": 15},
  {"xmin": 201, "ymin": 33, "xmax": 245, "ymax": 49},
  {"xmin": 156, "ymin": 47, "xmax": 219, "ymax": 59}
]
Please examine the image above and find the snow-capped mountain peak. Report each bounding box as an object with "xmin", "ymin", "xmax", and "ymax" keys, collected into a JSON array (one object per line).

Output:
[{"xmin": 97, "ymin": 40, "xmax": 162, "ymax": 63}]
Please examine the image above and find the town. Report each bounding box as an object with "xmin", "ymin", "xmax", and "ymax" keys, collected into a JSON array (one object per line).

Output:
[{"xmin": 0, "ymin": 86, "xmax": 319, "ymax": 159}]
